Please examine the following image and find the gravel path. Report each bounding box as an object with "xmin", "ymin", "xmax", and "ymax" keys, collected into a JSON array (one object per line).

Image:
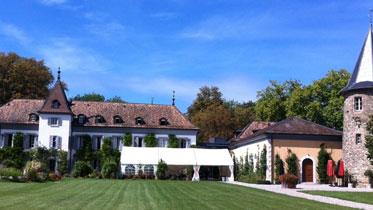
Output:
[{"xmin": 228, "ymin": 181, "xmax": 373, "ymax": 210}]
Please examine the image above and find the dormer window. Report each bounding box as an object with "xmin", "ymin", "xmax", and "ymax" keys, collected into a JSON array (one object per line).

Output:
[
  {"xmin": 77, "ymin": 114, "xmax": 86, "ymax": 124},
  {"xmin": 51, "ymin": 100, "xmax": 61, "ymax": 109},
  {"xmin": 95, "ymin": 115, "xmax": 105, "ymax": 124},
  {"xmin": 135, "ymin": 117, "xmax": 145, "ymax": 125},
  {"xmin": 113, "ymin": 115, "xmax": 123, "ymax": 124},
  {"xmin": 159, "ymin": 118, "xmax": 169, "ymax": 126},
  {"xmin": 29, "ymin": 113, "xmax": 39, "ymax": 122},
  {"xmin": 354, "ymin": 97, "xmax": 362, "ymax": 111}
]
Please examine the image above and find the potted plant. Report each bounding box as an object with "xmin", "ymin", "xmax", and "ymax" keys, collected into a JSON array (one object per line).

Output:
[{"xmin": 279, "ymin": 173, "xmax": 298, "ymax": 189}]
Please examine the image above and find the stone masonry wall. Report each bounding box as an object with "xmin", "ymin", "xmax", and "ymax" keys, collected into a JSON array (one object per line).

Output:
[{"xmin": 343, "ymin": 90, "xmax": 373, "ymax": 187}]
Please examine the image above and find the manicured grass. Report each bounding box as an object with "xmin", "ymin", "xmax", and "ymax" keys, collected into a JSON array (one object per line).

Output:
[
  {"xmin": 303, "ymin": 191, "xmax": 373, "ymax": 205},
  {"xmin": 0, "ymin": 179, "xmax": 353, "ymax": 210}
]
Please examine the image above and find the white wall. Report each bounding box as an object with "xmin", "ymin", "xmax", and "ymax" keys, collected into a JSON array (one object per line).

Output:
[
  {"xmin": 38, "ymin": 114, "xmax": 72, "ymax": 151},
  {"xmin": 232, "ymin": 139, "xmax": 272, "ymax": 182}
]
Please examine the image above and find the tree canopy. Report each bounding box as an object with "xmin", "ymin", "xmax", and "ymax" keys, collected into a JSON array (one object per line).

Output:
[
  {"xmin": 72, "ymin": 93, "xmax": 125, "ymax": 103},
  {"xmin": 187, "ymin": 86, "xmax": 255, "ymax": 142},
  {"xmin": 255, "ymin": 69, "xmax": 350, "ymax": 130},
  {"xmin": 0, "ymin": 52, "xmax": 54, "ymax": 105}
]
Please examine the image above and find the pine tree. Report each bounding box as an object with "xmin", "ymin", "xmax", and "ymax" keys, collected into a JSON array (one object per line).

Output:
[{"xmin": 317, "ymin": 146, "xmax": 331, "ymax": 184}]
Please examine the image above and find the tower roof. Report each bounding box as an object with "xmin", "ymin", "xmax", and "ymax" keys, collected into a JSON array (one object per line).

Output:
[
  {"xmin": 342, "ymin": 27, "xmax": 373, "ymax": 93},
  {"xmin": 38, "ymin": 79, "xmax": 72, "ymax": 115}
]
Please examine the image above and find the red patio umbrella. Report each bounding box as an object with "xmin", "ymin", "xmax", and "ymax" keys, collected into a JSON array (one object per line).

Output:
[
  {"xmin": 338, "ymin": 160, "xmax": 345, "ymax": 177},
  {"xmin": 327, "ymin": 160, "xmax": 334, "ymax": 177}
]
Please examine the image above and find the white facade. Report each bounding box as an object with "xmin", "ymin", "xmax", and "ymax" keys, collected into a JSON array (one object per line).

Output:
[
  {"xmin": 231, "ymin": 138, "xmax": 272, "ymax": 181},
  {"xmin": 38, "ymin": 113, "xmax": 72, "ymax": 151}
]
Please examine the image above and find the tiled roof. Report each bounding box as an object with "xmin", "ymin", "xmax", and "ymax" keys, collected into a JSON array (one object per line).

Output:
[
  {"xmin": 38, "ymin": 81, "xmax": 73, "ymax": 114},
  {"xmin": 0, "ymin": 99, "xmax": 197, "ymax": 130},
  {"xmin": 231, "ymin": 117, "xmax": 342, "ymax": 146},
  {"xmin": 233, "ymin": 121, "xmax": 275, "ymax": 140}
]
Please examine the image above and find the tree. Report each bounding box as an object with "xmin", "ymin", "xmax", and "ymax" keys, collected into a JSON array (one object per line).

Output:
[
  {"xmin": 274, "ymin": 154, "xmax": 284, "ymax": 183},
  {"xmin": 191, "ymin": 104, "xmax": 234, "ymax": 141},
  {"xmin": 156, "ymin": 159, "xmax": 168, "ymax": 179},
  {"xmin": 286, "ymin": 151, "xmax": 299, "ymax": 176},
  {"xmin": 168, "ymin": 134, "xmax": 179, "ymax": 148},
  {"xmin": 123, "ymin": 133, "xmax": 132, "ymax": 146},
  {"xmin": 106, "ymin": 96, "xmax": 125, "ymax": 103},
  {"xmin": 255, "ymin": 80, "xmax": 301, "ymax": 122},
  {"xmin": 226, "ymin": 100, "xmax": 256, "ymax": 132},
  {"xmin": 72, "ymin": 93, "xmax": 105, "ymax": 102},
  {"xmin": 144, "ymin": 133, "xmax": 157, "ymax": 147},
  {"xmin": 75, "ymin": 135, "xmax": 95, "ymax": 162},
  {"xmin": 187, "ymin": 86, "xmax": 224, "ymax": 117},
  {"xmin": 0, "ymin": 52, "xmax": 54, "ymax": 105},
  {"xmin": 259, "ymin": 145, "xmax": 267, "ymax": 179},
  {"xmin": 317, "ymin": 145, "xmax": 331, "ymax": 184}
]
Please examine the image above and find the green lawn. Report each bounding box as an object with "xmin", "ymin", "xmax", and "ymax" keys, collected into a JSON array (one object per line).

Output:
[
  {"xmin": 302, "ymin": 191, "xmax": 373, "ymax": 205},
  {"xmin": 0, "ymin": 179, "xmax": 353, "ymax": 210}
]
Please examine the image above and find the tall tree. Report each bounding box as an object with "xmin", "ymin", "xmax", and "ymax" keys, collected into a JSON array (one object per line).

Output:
[
  {"xmin": 226, "ymin": 100, "xmax": 256, "ymax": 132},
  {"xmin": 255, "ymin": 80, "xmax": 301, "ymax": 122},
  {"xmin": 0, "ymin": 52, "xmax": 53, "ymax": 105},
  {"xmin": 72, "ymin": 93, "xmax": 105, "ymax": 102},
  {"xmin": 187, "ymin": 86, "xmax": 224, "ymax": 117}
]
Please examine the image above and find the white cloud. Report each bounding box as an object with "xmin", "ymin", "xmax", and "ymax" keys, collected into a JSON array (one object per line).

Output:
[
  {"xmin": 38, "ymin": 0, "xmax": 67, "ymax": 6},
  {"xmin": 85, "ymin": 22, "xmax": 126, "ymax": 39},
  {"xmin": 37, "ymin": 39, "xmax": 109, "ymax": 73},
  {"xmin": 0, "ymin": 22, "xmax": 30, "ymax": 44}
]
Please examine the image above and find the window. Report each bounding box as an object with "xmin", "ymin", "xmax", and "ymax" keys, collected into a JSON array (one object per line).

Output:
[
  {"xmin": 49, "ymin": 117, "xmax": 60, "ymax": 126},
  {"xmin": 144, "ymin": 165, "xmax": 154, "ymax": 176},
  {"xmin": 95, "ymin": 115, "xmax": 105, "ymax": 124},
  {"xmin": 93, "ymin": 136, "xmax": 102, "ymax": 150},
  {"xmin": 356, "ymin": 133, "xmax": 362, "ymax": 144},
  {"xmin": 354, "ymin": 97, "xmax": 362, "ymax": 111},
  {"xmin": 134, "ymin": 136, "xmax": 143, "ymax": 147},
  {"xmin": 159, "ymin": 118, "xmax": 169, "ymax": 126},
  {"xmin": 28, "ymin": 135, "xmax": 36, "ymax": 148},
  {"xmin": 135, "ymin": 117, "xmax": 145, "ymax": 125},
  {"xmin": 125, "ymin": 165, "xmax": 135, "ymax": 175},
  {"xmin": 112, "ymin": 136, "xmax": 122, "ymax": 150},
  {"xmin": 113, "ymin": 115, "xmax": 123, "ymax": 124},
  {"xmin": 180, "ymin": 138, "xmax": 189, "ymax": 148},
  {"xmin": 50, "ymin": 136, "xmax": 60, "ymax": 149},
  {"xmin": 78, "ymin": 114, "xmax": 86, "ymax": 124},
  {"xmin": 51, "ymin": 100, "xmax": 61, "ymax": 109},
  {"xmin": 158, "ymin": 137, "xmax": 168, "ymax": 147},
  {"xmin": 29, "ymin": 113, "xmax": 39, "ymax": 122}
]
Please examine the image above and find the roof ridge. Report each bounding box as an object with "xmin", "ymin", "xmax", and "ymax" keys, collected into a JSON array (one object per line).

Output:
[{"xmin": 72, "ymin": 100, "xmax": 174, "ymax": 107}]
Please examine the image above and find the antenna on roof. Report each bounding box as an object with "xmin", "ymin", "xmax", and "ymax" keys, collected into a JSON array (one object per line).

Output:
[
  {"xmin": 57, "ymin": 67, "xmax": 61, "ymax": 81},
  {"xmin": 172, "ymin": 90, "xmax": 175, "ymax": 106}
]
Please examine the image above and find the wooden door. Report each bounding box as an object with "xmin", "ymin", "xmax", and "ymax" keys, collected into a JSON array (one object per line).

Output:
[{"xmin": 302, "ymin": 159, "xmax": 313, "ymax": 182}]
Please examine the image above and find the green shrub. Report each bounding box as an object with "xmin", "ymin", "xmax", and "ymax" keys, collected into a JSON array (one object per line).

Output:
[
  {"xmin": 88, "ymin": 170, "xmax": 102, "ymax": 179},
  {"xmin": 0, "ymin": 167, "xmax": 22, "ymax": 177},
  {"xmin": 317, "ymin": 146, "xmax": 331, "ymax": 183},
  {"xmin": 156, "ymin": 159, "xmax": 168, "ymax": 179},
  {"xmin": 76, "ymin": 135, "xmax": 95, "ymax": 162},
  {"xmin": 72, "ymin": 161, "xmax": 93, "ymax": 178},
  {"xmin": 13, "ymin": 133, "xmax": 24, "ymax": 149},
  {"xmin": 144, "ymin": 133, "xmax": 157, "ymax": 147},
  {"xmin": 123, "ymin": 133, "xmax": 132, "ymax": 146},
  {"xmin": 57, "ymin": 151, "xmax": 68, "ymax": 175},
  {"xmin": 259, "ymin": 145, "xmax": 267, "ymax": 179},
  {"xmin": 286, "ymin": 151, "xmax": 298, "ymax": 176},
  {"xmin": 168, "ymin": 134, "xmax": 179, "ymax": 148},
  {"xmin": 274, "ymin": 154, "xmax": 284, "ymax": 183},
  {"xmin": 101, "ymin": 161, "xmax": 118, "ymax": 179}
]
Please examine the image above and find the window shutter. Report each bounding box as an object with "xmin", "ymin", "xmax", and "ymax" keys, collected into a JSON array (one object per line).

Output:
[
  {"xmin": 57, "ymin": 137, "xmax": 62, "ymax": 149},
  {"xmin": 48, "ymin": 118, "xmax": 51, "ymax": 125},
  {"xmin": 0, "ymin": 135, "xmax": 4, "ymax": 148},
  {"xmin": 49, "ymin": 136, "xmax": 53, "ymax": 148},
  {"xmin": 23, "ymin": 135, "xmax": 28, "ymax": 149},
  {"xmin": 92, "ymin": 137, "xmax": 96, "ymax": 150},
  {"xmin": 58, "ymin": 118, "xmax": 62, "ymax": 126},
  {"xmin": 35, "ymin": 136, "xmax": 38, "ymax": 147}
]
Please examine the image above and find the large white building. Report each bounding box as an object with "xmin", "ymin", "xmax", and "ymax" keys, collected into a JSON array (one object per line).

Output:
[{"xmin": 0, "ymin": 74, "xmax": 199, "ymax": 172}]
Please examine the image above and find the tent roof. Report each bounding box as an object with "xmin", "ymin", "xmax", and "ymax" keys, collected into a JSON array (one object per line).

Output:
[{"xmin": 121, "ymin": 147, "xmax": 233, "ymax": 166}]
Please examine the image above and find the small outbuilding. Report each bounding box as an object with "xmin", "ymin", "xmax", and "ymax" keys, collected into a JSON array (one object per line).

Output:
[{"xmin": 230, "ymin": 117, "xmax": 342, "ymax": 183}]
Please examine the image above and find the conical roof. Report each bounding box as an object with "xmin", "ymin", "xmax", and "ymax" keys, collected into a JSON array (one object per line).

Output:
[
  {"xmin": 342, "ymin": 27, "xmax": 373, "ymax": 93},
  {"xmin": 38, "ymin": 80, "xmax": 72, "ymax": 115}
]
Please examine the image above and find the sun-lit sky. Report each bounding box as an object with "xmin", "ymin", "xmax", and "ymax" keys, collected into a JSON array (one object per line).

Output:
[{"xmin": 0, "ymin": 0, "xmax": 372, "ymax": 112}]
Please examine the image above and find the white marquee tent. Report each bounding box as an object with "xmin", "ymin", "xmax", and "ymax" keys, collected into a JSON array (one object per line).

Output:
[{"xmin": 121, "ymin": 147, "xmax": 234, "ymax": 181}]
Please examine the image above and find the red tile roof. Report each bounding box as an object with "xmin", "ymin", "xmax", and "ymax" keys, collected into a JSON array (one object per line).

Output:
[
  {"xmin": 38, "ymin": 81, "xmax": 73, "ymax": 115},
  {"xmin": 0, "ymin": 99, "xmax": 197, "ymax": 130}
]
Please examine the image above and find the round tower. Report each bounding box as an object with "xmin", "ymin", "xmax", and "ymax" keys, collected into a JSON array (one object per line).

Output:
[{"xmin": 341, "ymin": 26, "xmax": 373, "ymax": 187}]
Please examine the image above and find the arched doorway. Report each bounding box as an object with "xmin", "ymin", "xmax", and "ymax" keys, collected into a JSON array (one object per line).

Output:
[{"xmin": 302, "ymin": 159, "xmax": 313, "ymax": 182}]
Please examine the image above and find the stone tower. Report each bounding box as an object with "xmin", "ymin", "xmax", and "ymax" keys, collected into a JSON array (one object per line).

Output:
[{"xmin": 341, "ymin": 26, "xmax": 373, "ymax": 187}]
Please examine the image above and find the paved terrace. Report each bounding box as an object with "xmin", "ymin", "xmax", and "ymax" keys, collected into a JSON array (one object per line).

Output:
[{"xmin": 228, "ymin": 182, "xmax": 373, "ymax": 210}]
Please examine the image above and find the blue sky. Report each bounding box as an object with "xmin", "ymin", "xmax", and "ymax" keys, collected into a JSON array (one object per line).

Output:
[{"xmin": 0, "ymin": 1, "xmax": 372, "ymax": 112}]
